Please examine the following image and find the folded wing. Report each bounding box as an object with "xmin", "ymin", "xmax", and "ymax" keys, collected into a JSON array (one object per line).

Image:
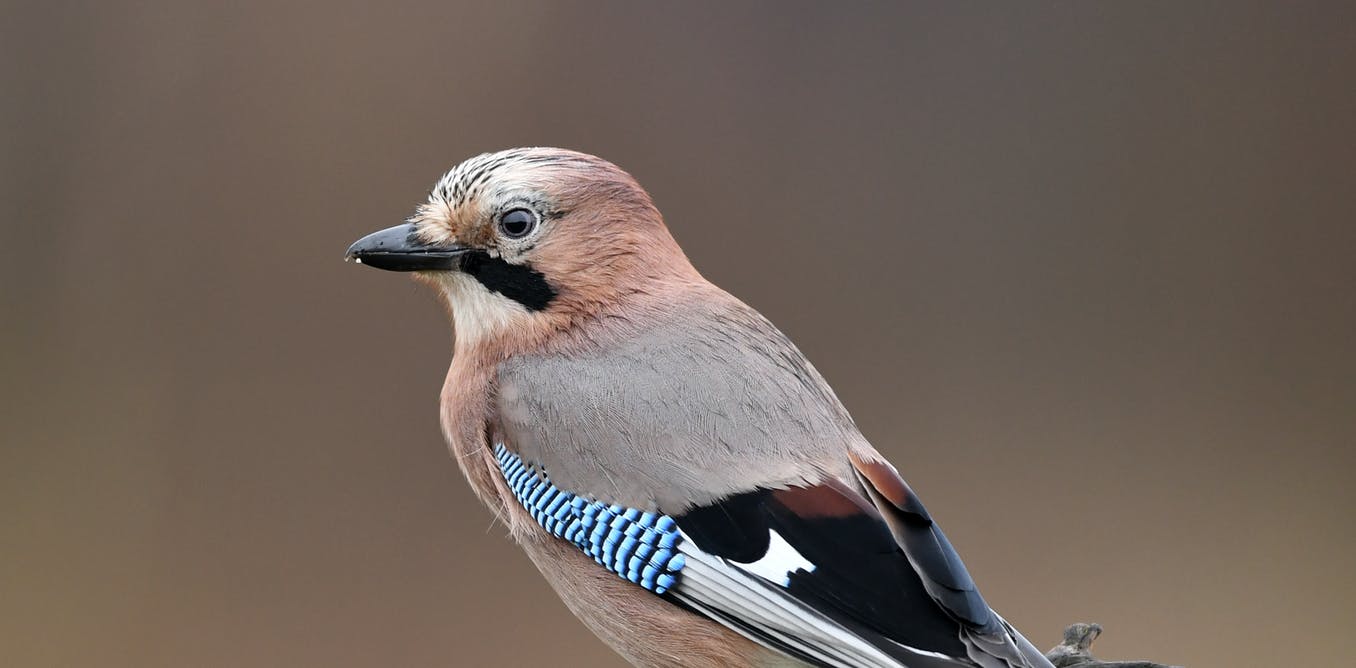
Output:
[{"xmin": 494, "ymin": 445, "xmax": 1050, "ymax": 668}]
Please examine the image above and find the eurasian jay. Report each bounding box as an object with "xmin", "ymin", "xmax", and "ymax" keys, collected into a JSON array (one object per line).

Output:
[{"xmin": 346, "ymin": 148, "xmax": 1054, "ymax": 668}]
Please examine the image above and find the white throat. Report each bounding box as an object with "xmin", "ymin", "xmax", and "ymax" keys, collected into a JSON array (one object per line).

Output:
[{"xmin": 439, "ymin": 273, "xmax": 530, "ymax": 348}]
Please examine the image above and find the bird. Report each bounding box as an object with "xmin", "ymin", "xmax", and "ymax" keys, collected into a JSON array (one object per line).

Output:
[{"xmin": 346, "ymin": 147, "xmax": 1055, "ymax": 668}]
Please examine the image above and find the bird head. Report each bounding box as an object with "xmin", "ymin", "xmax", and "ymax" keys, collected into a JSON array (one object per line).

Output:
[{"xmin": 347, "ymin": 148, "xmax": 700, "ymax": 348}]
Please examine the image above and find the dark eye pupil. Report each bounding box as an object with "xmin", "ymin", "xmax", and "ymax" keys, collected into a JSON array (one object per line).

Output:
[{"xmin": 500, "ymin": 209, "xmax": 535, "ymax": 238}]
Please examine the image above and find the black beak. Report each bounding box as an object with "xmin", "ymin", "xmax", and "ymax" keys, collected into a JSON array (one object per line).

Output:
[{"xmin": 345, "ymin": 223, "xmax": 470, "ymax": 272}]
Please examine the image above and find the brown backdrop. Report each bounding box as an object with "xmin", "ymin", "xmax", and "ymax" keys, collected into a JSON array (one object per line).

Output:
[{"xmin": 3, "ymin": 2, "xmax": 1353, "ymax": 666}]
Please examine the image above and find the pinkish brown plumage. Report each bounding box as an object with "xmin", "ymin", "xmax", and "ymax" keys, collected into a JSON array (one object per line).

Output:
[{"xmin": 347, "ymin": 148, "xmax": 1054, "ymax": 668}]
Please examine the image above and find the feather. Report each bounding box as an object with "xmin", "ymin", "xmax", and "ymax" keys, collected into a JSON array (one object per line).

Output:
[{"xmin": 494, "ymin": 445, "xmax": 1050, "ymax": 667}]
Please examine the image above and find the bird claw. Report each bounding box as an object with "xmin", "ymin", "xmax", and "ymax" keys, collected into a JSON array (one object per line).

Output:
[{"xmin": 1045, "ymin": 623, "xmax": 1182, "ymax": 668}]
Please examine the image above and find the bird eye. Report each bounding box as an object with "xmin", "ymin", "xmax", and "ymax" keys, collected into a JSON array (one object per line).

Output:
[{"xmin": 498, "ymin": 208, "xmax": 537, "ymax": 239}]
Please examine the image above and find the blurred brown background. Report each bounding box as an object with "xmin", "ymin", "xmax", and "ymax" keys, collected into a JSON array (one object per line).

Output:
[{"xmin": 3, "ymin": 1, "xmax": 1353, "ymax": 666}]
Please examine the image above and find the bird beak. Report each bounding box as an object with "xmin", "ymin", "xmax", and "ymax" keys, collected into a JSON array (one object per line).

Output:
[{"xmin": 345, "ymin": 223, "xmax": 471, "ymax": 272}]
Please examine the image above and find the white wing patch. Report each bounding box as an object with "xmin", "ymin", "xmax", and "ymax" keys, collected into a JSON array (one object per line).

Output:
[
  {"xmin": 741, "ymin": 529, "xmax": 816, "ymax": 586},
  {"xmin": 673, "ymin": 539, "xmax": 902, "ymax": 667},
  {"xmin": 671, "ymin": 529, "xmax": 971, "ymax": 668}
]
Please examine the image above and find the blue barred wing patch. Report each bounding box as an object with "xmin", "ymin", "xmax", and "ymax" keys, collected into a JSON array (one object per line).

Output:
[{"xmin": 493, "ymin": 444, "xmax": 686, "ymax": 594}]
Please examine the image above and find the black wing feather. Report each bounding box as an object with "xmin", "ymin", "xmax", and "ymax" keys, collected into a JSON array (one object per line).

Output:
[
  {"xmin": 674, "ymin": 485, "xmax": 974, "ymax": 661},
  {"xmin": 850, "ymin": 455, "xmax": 1003, "ymax": 634}
]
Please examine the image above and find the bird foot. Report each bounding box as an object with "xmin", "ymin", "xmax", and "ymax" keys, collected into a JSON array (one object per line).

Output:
[{"xmin": 1045, "ymin": 623, "xmax": 1182, "ymax": 668}]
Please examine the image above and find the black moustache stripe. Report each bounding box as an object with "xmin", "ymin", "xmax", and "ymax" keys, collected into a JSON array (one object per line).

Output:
[{"xmin": 460, "ymin": 251, "xmax": 557, "ymax": 312}]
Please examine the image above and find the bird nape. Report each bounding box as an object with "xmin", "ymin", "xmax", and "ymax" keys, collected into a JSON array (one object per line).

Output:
[{"xmin": 346, "ymin": 147, "xmax": 1055, "ymax": 668}]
